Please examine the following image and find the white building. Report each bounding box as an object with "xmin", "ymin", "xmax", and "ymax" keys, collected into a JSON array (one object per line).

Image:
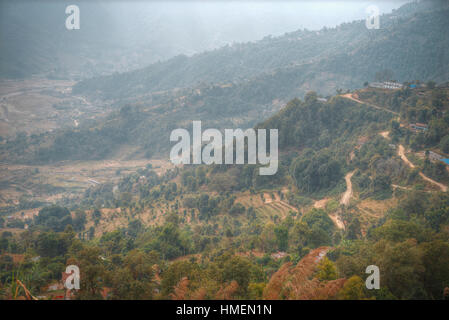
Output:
[{"xmin": 369, "ymin": 81, "xmax": 403, "ymax": 90}]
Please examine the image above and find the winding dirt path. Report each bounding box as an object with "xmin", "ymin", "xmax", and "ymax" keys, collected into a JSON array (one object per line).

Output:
[
  {"xmin": 341, "ymin": 93, "xmax": 399, "ymax": 115},
  {"xmin": 340, "ymin": 170, "xmax": 355, "ymax": 205},
  {"xmin": 398, "ymin": 145, "xmax": 447, "ymax": 192},
  {"xmin": 418, "ymin": 172, "xmax": 448, "ymax": 192},
  {"xmin": 398, "ymin": 145, "xmax": 415, "ymax": 168},
  {"xmin": 329, "ymin": 213, "xmax": 345, "ymax": 230}
]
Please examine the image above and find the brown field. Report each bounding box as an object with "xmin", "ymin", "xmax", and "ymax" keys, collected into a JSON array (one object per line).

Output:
[
  {"xmin": 0, "ymin": 158, "xmax": 174, "ymax": 209},
  {"xmin": 235, "ymin": 190, "xmax": 297, "ymax": 221},
  {"xmin": 355, "ymin": 198, "xmax": 398, "ymax": 234},
  {"xmin": 0, "ymin": 78, "xmax": 109, "ymax": 137},
  {"xmin": 84, "ymin": 188, "xmax": 299, "ymax": 238}
]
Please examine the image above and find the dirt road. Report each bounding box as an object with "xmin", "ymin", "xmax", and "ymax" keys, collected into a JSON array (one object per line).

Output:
[
  {"xmin": 418, "ymin": 172, "xmax": 448, "ymax": 192},
  {"xmin": 329, "ymin": 213, "xmax": 345, "ymax": 230},
  {"xmin": 340, "ymin": 170, "xmax": 355, "ymax": 205},
  {"xmin": 342, "ymin": 91, "xmax": 448, "ymax": 192},
  {"xmin": 341, "ymin": 93, "xmax": 399, "ymax": 115},
  {"xmin": 398, "ymin": 145, "xmax": 415, "ymax": 168},
  {"xmin": 398, "ymin": 145, "xmax": 447, "ymax": 192}
]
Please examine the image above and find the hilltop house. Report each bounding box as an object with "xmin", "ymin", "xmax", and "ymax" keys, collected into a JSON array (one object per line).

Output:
[
  {"xmin": 369, "ymin": 81, "xmax": 404, "ymax": 90},
  {"xmin": 410, "ymin": 123, "xmax": 428, "ymax": 132},
  {"xmin": 428, "ymin": 151, "xmax": 443, "ymax": 161}
]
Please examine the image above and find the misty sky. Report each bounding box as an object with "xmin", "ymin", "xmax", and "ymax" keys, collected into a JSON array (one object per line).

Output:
[
  {"xmin": 112, "ymin": 1, "xmax": 411, "ymax": 46},
  {"xmin": 0, "ymin": 0, "xmax": 413, "ymax": 76}
]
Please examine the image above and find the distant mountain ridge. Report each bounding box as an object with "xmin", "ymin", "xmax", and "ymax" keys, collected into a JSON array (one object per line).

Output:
[
  {"xmin": 74, "ymin": 1, "xmax": 449, "ymax": 99},
  {"xmin": 2, "ymin": 1, "xmax": 448, "ymax": 164}
]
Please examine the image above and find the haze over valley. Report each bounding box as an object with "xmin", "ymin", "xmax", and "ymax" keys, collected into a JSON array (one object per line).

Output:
[{"xmin": 1, "ymin": 1, "xmax": 449, "ymax": 302}]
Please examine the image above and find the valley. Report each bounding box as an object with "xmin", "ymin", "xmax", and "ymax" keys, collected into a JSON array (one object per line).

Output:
[
  {"xmin": 1, "ymin": 0, "xmax": 449, "ymax": 302},
  {"xmin": 2, "ymin": 80, "xmax": 449, "ymax": 300}
]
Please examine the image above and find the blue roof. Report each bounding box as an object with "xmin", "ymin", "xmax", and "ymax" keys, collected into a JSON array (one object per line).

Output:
[{"xmin": 441, "ymin": 159, "xmax": 449, "ymax": 165}]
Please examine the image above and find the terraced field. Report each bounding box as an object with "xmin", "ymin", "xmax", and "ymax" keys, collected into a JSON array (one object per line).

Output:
[
  {"xmin": 236, "ymin": 191, "xmax": 298, "ymax": 221},
  {"xmin": 0, "ymin": 159, "xmax": 173, "ymax": 211}
]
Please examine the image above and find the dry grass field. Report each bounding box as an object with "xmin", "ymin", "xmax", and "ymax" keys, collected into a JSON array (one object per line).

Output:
[
  {"xmin": 0, "ymin": 158, "xmax": 174, "ymax": 210},
  {"xmin": 0, "ymin": 79, "xmax": 108, "ymax": 137}
]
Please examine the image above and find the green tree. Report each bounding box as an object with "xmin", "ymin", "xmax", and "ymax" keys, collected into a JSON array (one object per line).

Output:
[
  {"xmin": 274, "ymin": 225, "xmax": 289, "ymax": 251},
  {"xmin": 316, "ymin": 257, "xmax": 337, "ymax": 281},
  {"xmin": 338, "ymin": 276, "xmax": 366, "ymax": 300},
  {"xmin": 420, "ymin": 241, "xmax": 449, "ymax": 299},
  {"xmin": 73, "ymin": 246, "xmax": 107, "ymax": 299},
  {"xmin": 34, "ymin": 206, "xmax": 72, "ymax": 232}
]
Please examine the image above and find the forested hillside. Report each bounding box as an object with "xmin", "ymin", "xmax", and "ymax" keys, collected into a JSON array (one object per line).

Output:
[
  {"xmin": 74, "ymin": 1, "xmax": 449, "ymax": 99},
  {"xmin": 3, "ymin": 1, "xmax": 445, "ymax": 163},
  {"xmin": 2, "ymin": 84, "xmax": 449, "ymax": 300}
]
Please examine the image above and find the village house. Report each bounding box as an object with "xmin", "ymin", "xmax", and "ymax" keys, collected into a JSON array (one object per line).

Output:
[
  {"xmin": 428, "ymin": 151, "xmax": 443, "ymax": 161},
  {"xmin": 426, "ymin": 151, "xmax": 449, "ymax": 167},
  {"xmin": 369, "ymin": 81, "xmax": 404, "ymax": 90},
  {"xmin": 409, "ymin": 123, "xmax": 428, "ymax": 132}
]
